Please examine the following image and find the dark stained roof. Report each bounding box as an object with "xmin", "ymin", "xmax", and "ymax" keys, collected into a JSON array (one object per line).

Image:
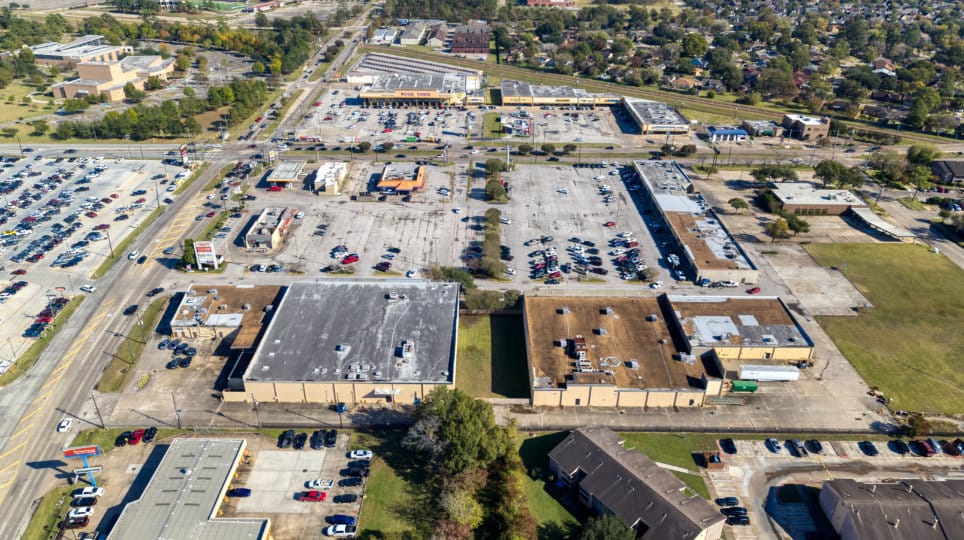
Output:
[
  {"xmin": 548, "ymin": 427, "xmax": 724, "ymax": 538},
  {"xmin": 822, "ymin": 479, "xmax": 964, "ymax": 540},
  {"xmin": 932, "ymin": 161, "xmax": 964, "ymax": 178}
]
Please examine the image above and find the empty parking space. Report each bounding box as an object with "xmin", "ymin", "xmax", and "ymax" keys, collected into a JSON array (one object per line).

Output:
[{"xmin": 238, "ymin": 451, "xmax": 326, "ymax": 514}]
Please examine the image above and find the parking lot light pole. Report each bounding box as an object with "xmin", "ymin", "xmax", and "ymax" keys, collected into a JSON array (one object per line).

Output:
[
  {"xmin": 105, "ymin": 229, "xmax": 114, "ymax": 258},
  {"xmin": 251, "ymin": 394, "xmax": 261, "ymax": 429},
  {"xmin": 171, "ymin": 391, "xmax": 182, "ymax": 429}
]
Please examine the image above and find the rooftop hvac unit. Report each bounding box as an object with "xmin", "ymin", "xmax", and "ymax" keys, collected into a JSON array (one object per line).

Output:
[
  {"xmin": 207, "ymin": 289, "xmax": 217, "ymax": 294},
  {"xmin": 559, "ymin": 306, "xmax": 569, "ymax": 315},
  {"xmin": 603, "ymin": 307, "xmax": 613, "ymax": 315},
  {"xmin": 598, "ymin": 327, "xmax": 607, "ymax": 336},
  {"xmin": 559, "ymin": 339, "xmax": 568, "ymax": 348},
  {"xmin": 242, "ymin": 304, "xmax": 250, "ymax": 310},
  {"xmin": 627, "ymin": 359, "xmax": 640, "ymax": 369}
]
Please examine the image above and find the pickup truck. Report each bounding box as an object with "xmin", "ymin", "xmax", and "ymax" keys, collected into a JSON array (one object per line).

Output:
[{"xmin": 324, "ymin": 524, "xmax": 357, "ymax": 537}]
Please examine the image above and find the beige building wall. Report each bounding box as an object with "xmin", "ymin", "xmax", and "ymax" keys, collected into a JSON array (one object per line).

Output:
[
  {"xmin": 559, "ymin": 385, "xmax": 591, "ymax": 406},
  {"xmin": 533, "ymin": 389, "xmax": 563, "ymax": 406},
  {"xmin": 234, "ymin": 381, "xmax": 447, "ymax": 404},
  {"xmin": 644, "ymin": 391, "xmax": 677, "ymax": 408},
  {"xmin": 675, "ymin": 390, "xmax": 705, "ymax": 407},
  {"xmin": 615, "ymin": 390, "xmax": 646, "ymax": 407}
]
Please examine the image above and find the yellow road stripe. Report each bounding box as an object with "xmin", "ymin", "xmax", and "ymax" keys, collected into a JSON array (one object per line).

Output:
[
  {"xmin": 19, "ymin": 408, "xmax": 40, "ymax": 423},
  {"xmin": 0, "ymin": 460, "xmax": 21, "ymax": 475},
  {"xmin": 0, "ymin": 441, "xmax": 26, "ymax": 461},
  {"xmin": 11, "ymin": 422, "xmax": 32, "ymax": 439}
]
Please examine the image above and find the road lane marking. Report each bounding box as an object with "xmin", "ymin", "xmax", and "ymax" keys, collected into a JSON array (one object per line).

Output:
[{"xmin": 0, "ymin": 441, "xmax": 27, "ymax": 461}]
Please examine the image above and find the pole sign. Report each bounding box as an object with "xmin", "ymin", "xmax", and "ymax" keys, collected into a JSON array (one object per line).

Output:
[
  {"xmin": 73, "ymin": 467, "xmax": 102, "ymax": 474},
  {"xmin": 64, "ymin": 446, "xmax": 101, "ymax": 458},
  {"xmin": 194, "ymin": 241, "xmax": 218, "ymax": 268}
]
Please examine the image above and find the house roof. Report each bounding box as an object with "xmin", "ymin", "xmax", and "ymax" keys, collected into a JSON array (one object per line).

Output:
[
  {"xmin": 933, "ymin": 161, "xmax": 964, "ymax": 178},
  {"xmin": 549, "ymin": 427, "xmax": 724, "ymax": 538}
]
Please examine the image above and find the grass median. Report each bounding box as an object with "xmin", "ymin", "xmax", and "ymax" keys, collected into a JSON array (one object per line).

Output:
[
  {"xmin": 264, "ymin": 89, "xmax": 304, "ymax": 135},
  {"xmin": 0, "ymin": 295, "xmax": 85, "ymax": 387},
  {"xmin": 203, "ymin": 163, "xmax": 236, "ymax": 192},
  {"xmin": 173, "ymin": 162, "xmax": 211, "ymax": 196},
  {"xmin": 91, "ymin": 206, "xmax": 164, "ymax": 279},
  {"xmin": 455, "ymin": 315, "xmax": 529, "ymax": 398},
  {"xmin": 96, "ymin": 295, "xmax": 169, "ymax": 393},
  {"xmin": 21, "ymin": 485, "xmax": 74, "ymax": 540}
]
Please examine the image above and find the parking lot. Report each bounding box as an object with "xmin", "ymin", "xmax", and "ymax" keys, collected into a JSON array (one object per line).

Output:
[
  {"xmin": 707, "ymin": 437, "xmax": 964, "ymax": 539},
  {"xmin": 0, "ymin": 154, "xmax": 173, "ymax": 367}
]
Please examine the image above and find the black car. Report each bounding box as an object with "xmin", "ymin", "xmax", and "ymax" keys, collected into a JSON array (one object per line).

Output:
[
  {"xmin": 115, "ymin": 431, "xmax": 132, "ymax": 447},
  {"xmin": 278, "ymin": 429, "xmax": 295, "ymax": 449},
  {"xmin": 71, "ymin": 496, "xmax": 97, "ymax": 507},
  {"xmin": 716, "ymin": 497, "xmax": 739, "ymax": 507},
  {"xmin": 806, "ymin": 439, "xmax": 824, "ymax": 454},
  {"xmin": 347, "ymin": 466, "xmax": 370, "ymax": 477},
  {"xmin": 890, "ymin": 439, "xmax": 910, "ymax": 455},
  {"xmin": 325, "ymin": 429, "xmax": 337, "ymax": 448},
  {"xmin": 293, "ymin": 432, "xmax": 308, "ymax": 449},
  {"xmin": 334, "ymin": 494, "xmax": 358, "ymax": 504},
  {"xmin": 178, "ymin": 357, "xmax": 192, "ymax": 368},
  {"xmin": 61, "ymin": 516, "xmax": 89, "ymax": 530},
  {"xmin": 165, "ymin": 359, "xmax": 180, "ymax": 369},
  {"xmin": 143, "ymin": 426, "xmax": 157, "ymax": 443},
  {"xmin": 718, "ymin": 438, "xmax": 737, "ymax": 455},
  {"xmin": 146, "ymin": 287, "xmax": 165, "ymax": 297},
  {"xmin": 721, "ymin": 507, "xmax": 747, "ymax": 517},
  {"xmin": 310, "ymin": 430, "xmax": 325, "ymax": 450},
  {"xmin": 339, "ymin": 477, "xmax": 363, "ymax": 487},
  {"xmin": 859, "ymin": 441, "xmax": 879, "ymax": 456},
  {"xmin": 726, "ymin": 516, "xmax": 750, "ymax": 526},
  {"xmin": 123, "ymin": 304, "xmax": 138, "ymax": 316}
]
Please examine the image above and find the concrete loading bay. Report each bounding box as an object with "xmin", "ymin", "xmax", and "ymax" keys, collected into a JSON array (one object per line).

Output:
[{"xmin": 0, "ymin": 154, "xmax": 172, "ymax": 361}]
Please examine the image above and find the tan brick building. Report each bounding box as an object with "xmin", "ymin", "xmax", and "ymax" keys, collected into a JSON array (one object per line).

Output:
[{"xmin": 51, "ymin": 55, "xmax": 175, "ymax": 101}]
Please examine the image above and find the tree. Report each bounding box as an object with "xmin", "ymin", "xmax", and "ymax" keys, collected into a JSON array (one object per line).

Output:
[
  {"xmin": 814, "ymin": 160, "xmax": 847, "ymax": 187},
  {"xmin": 580, "ymin": 515, "xmax": 634, "ymax": 540},
  {"xmin": 562, "ymin": 143, "xmax": 577, "ymax": 154},
  {"xmin": 124, "ymin": 82, "xmax": 145, "ymax": 103},
  {"xmin": 440, "ymin": 489, "xmax": 484, "ymax": 533},
  {"xmin": 906, "ymin": 144, "xmax": 941, "ymax": 166},
  {"xmin": 0, "ymin": 127, "xmax": 17, "ymax": 138},
  {"xmin": 728, "ymin": 197, "xmax": 749, "ymax": 213},
  {"xmin": 251, "ymin": 61, "xmax": 266, "ymax": 75},
  {"xmin": 62, "ymin": 98, "xmax": 89, "ymax": 113},
  {"xmin": 905, "ymin": 414, "xmax": 932, "ymax": 437},
  {"xmin": 517, "ymin": 143, "xmax": 532, "ymax": 155},
  {"xmin": 402, "ymin": 387, "xmax": 506, "ymax": 476},
  {"xmin": 907, "ymin": 165, "xmax": 934, "ymax": 199},
  {"xmin": 381, "ymin": 141, "xmax": 394, "ymax": 152},
  {"xmin": 785, "ymin": 213, "xmax": 810, "ymax": 235},
  {"xmin": 540, "ymin": 143, "xmax": 556, "ymax": 155},
  {"xmin": 357, "ymin": 141, "xmax": 371, "ymax": 153},
  {"xmin": 28, "ymin": 119, "xmax": 48, "ymax": 136},
  {"xmin": 181, "ymin": 238, "xmax": 197, "ymax": 268},
  {"xmin": 765, "ymin": 218, "xmax": 790, "ymax": 242},
  {"xmin": 681, "ymin": 33, "xmax": 708, "ymax": 58},
  {"xmin": 144, "ymin": 76, "xmax": 164, "ymax": 90},
  {"xmin": 254, "ymin": 12, "xmax": 269, "ymax": 28},
  {"xmin": 484, "ymin": 158, "xmax": 506, "ymax": 177}
]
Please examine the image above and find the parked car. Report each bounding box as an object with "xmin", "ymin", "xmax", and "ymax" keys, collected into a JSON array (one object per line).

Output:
[
  {"xmin": 334, "ymin": 494, "xmax": 358, "ymax": 504},
  {"xmin": 300, "ymin": 490, "xmax": 327, "ymax": 502},
  {"xmin": 325, "ymin": 429, "xmax": 337, "ymax": 447},
  {"xmin": 718, "ymin": 438, "xmax": 736, "ymax": 455},
  {"xmin": 278, "ymin": 429, "xmax": 295, "ymax": 449},
  {"xmin": 71, "ymin": 496, "xmax": 97, "ymax": 507},
  {"xmin": 68, "ymin": 507, "xmax": 94, "ymax": 520},
  {"xmin": 143, "ymin": 426, "xmax": 157, "ymax": 443},
  {"xmin": 324, "ymin": 524, "xmax": 357, "ymax": 537},
  {"xmin": 293, "ymin": 432, "xmax": 308, "ymax": 449},
  {"xmin": 890, "ymin": 439, "xmax": 910, "ymax": 455},
  {"xmin": 227, "ymin": 488, "xmax": 252, "ymax": 497},
  {"xmin": 716, "ymin": 497, "xmax": 739, "ymax": 507},
  {"xmin": 806, "ymin": 440, "xmax": 824, "ymax": 454},
  {"xmin": 329, "ymin": 515, "xmax": 357, "ymax": 526},
  {"xmin": 765, "ymin": 438, "xmax": 782, "ymax": 453},
  {"xmin": 349, "ymin": 450, "xmax": 372, "ymax": 460},
  {"xmin": 129, "ymin": 429, "xmax": 145, "ymax": 445},
  {"xmin": 859, "ymin": 441, "xmax": 879, "ymax": 456},
  {"xmin": 73, "ymin": 487, "xmax": 104, "ymax": 498},
  {"xmin": 310, "ymin": 430, "xmax": 326, "ymax": 450},
  {"xmin": 123, "ymin": 304, "xmax": 138, "ymax": 316},
  {"xmin": 115, "ymin": 431, "xmax": 132, "ymax": 447}
]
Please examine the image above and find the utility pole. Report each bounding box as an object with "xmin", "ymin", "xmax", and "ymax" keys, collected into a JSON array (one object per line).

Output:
[
  {"xmin": 91, "ymin": 391, "xmax": 105, "ymax": 429},
  {"xmin": 251, "ymin": 394, "xmax": 261, "ymax": 429},
  {"xmin": 171, "ymin": 392, "xmax": 182, "ymax": 429},
  {"xmin": 105, "ymin": 229, "xmax": 115, "ymax": 258}
]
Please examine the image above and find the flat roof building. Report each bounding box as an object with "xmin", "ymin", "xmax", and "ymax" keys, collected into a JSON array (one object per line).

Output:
[
  {"xmin": 782, "ymin": 113, "xmax": 830, "ymax": 140},
  {"xmin": 244, "ymin": 207, "xmax": 295, "ymax": 251},
  {"xmin": 819, "ymin": 479, "xmax": 964, "ymax": 540},
  {"xmin": 623, "ymin": 98, "xmax": 689, "ymax": 134},
  {"xmin": 528, "ymin": 0, "xmax": 577, "ymax": 6},
  {"xmin": 51, "ymin": 55, "xmax": 175, "ymax": 101},
  {"xmin": 377, "ymin": 163, "xmax": 426, "ymax": 192},
  {"xmin": 450, "ymin": 25, "xmax": 490, "ymax": 55},
  {"xmin": 371, "ymin": 27, "xmax": 399, "ymax": 44},
  {"xmin": 30, "ymin": 35, "xmax": 131, "ymax": 67},
  {"xmin": 229, "ymin": 280, "xmax": 459, "ymax": 405},
  {"xmin": 108, "ymin": 438, "xmax": 270, "ymax": 540},
  {"xmin": 266, "ymin": 161, "xmax": 305, "ymax": 185},
  {"xmin": 360, "ymin": 73, "xmax": 471, "ymax": 107},
  {"xmin": 524, "ymin": 296, "xmax": 723, "ymax": 408},
  {"xmin": 399, "ymin": 23, "xmax": 428, "ymax": 45},
  {"xmin": 771, "ymin": 182, "xmax": 866, "ymax": 215},
  {"xmin": 742, "ymin": 119, "xmax": 782, "ymax": 137},
  {"xmin": 549, "ymin": 427, "xmax": 725, "ymax": 539},
  {"xmin": 169, "ymin": 285, "xmax": 281, "ymax": 345},
  {"xmin": 705, "ymin": 126, "xmax": 748, "ymax": 142},
  {"xmin": 312, "ymin": 162, "xmax": 348, "ymax": 194},
  {"xmin": 500, "ymin": 80, "xmax": 621, "ymax": 106},
  {"xmin": 632, "ymin": 160, "xmax": 758, "ymax": 285},
  {"xmin": 348, "ymin": 52, "xmax": 483, "ymax": 80},
  {"xmin": 666, "ymin": 295, "xmax": 814, "ymax": 365}
]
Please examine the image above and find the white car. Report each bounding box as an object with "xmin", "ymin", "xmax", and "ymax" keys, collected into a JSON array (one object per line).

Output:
[
  {"xmin": 295, "ymin": 212, "xmax": 305, "ymax": 219},
  {"xmin": 324, "ymin": 524, "xmax": 356, "ymax": 537},
  {"xmin": 57, "ymin": 418, "xmax": 73, "ymax": 433},
  {"xmin": 306, "ymin": 479, "xmax": 333, "ymax": 490},
  {"xmin": 618, "ymin": 231, "xmax": 633, "ymax": 238},
  {"xmin": 610, "ymin": 249, "xmax": 626, "ymax": 256},
  {"xmin": 349, "ymin": 449, "xmax": 373, "ymax": 460},
  {"xmin": 68, "ymin": 507, "xmax": 94, "ymax": 520},
  {"xmin": 406, "ymin": 270, "xmax": 417, "ymax": 278},
  {"xmin": 506, "ymin": 268, "xmax": 516, "ymax": 275},
  {"xmin": 127, "ymin": 250, "xmax": 139, "ymax": 260},
  {"xmin": 74, "ymin": 487, "xmax": 104, "ymax": 498},
  {"xmin": 650, "ymin": 281, "xmax": 663, "ymax": 289},
  {"xmin": 557, "ymin": 188, "xmax": 569, "ymax": 194},
  {"xmin": 499, "ymin": 218, "xmax": 511, "ymax": 225},
  {"xmin": 80, "ymin": 285, "xmax": 96, "ymax": 293},
  {"xmin": 206, "ymin": 193, "xmax": 215, "ymax": 199},
  {"xmin": 453, "ymin": 207, "xmax": 461, "ymax": 214}
]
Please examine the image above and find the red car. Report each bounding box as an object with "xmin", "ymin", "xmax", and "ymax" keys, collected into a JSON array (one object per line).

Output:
[
  {"xmin": 110, "ymin": 193, "xmax": 120, "ymax": 199},
  {"xmin": 85, "ymin": 212, "xmax": 97, "ymax": 218},
  {"xmin": 135, "ymin": 198, "xmax": 146, "ymax": 204},
  {"xmin": 129, "ymin": 429, "xmax": 145, "ymax": 445},
  {"xmin": 604, "ymin": 221, "xmax": 616, "ymax": 227},
  {"xmin": 11, "ymin": 269, "xmax": 26, "ymax": 275},
  {"xmin": 94, "ymin": 224, "xmax": 110, "ymax": 231},
  {"xmin": 206, "ymin": 211, "xmax": 216, "ymax": 218},
  {"xmin": 267, "ymin": 186, "xmax": 283, "ymax": 192},
  {"xmin": 313, "ymin": 101, "xmax": 322, "ymax": 107},
  {"xmin": 100, "ymin": 198, "xmax": 112, "ymax": 204},
  {"xmin": 342, "ymin": 254, "xmax": 359, "ymax": 264},
  {"xmin": 747, "ymin": 287, "xmax": 761, "ymax": 294},
  {"xmin": 35, "ymin": 316, "xmax": 53, "ymax": 324},
  {"xmin": 256, "ymin": 116, "xmax": 264, "ymax": 122},
  {"xmin": 300, "ymin": 490, "xmax": 327, "ymax": 502}
]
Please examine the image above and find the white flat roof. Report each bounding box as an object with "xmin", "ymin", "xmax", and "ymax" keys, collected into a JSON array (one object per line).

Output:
[{"xmin": 771, "ymin": 182, "xmax": 866, "ymax": 207}]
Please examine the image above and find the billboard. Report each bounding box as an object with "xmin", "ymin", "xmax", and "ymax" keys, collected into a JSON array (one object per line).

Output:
[
  {"xmin": 194, "ymin": 241, "xmax": 218, "ymax": 267},
  {"xmin": 64, "ymin": 446, "xmax": 101, "ymax": 458}
]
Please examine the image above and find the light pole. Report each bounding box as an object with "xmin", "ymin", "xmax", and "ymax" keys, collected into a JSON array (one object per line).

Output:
[
  {"xmin": 171, "ymin": 391, "xmax": 182, "ymax": 429},
  {"xmin": 251, "ymin": 394, "xmax": 261, "ymax": 429},
  {"xmin": 105, "ymin": 229, "xmax": 114, "ymax": 258},
  {"xmin": 15, "ymin": 135, "xmax": 23, "ymax": 156},
  {"xmin": 91, "ymin": 391, "xmax": 105, "ymax": 429}
]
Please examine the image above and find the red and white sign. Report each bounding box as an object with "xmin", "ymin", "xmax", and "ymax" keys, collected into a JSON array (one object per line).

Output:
[{"xmin": 64, "ymin": 446, "xmax": 101, "ymax": 458}]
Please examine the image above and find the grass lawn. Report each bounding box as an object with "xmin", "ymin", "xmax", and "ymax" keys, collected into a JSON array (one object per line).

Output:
[
  {"xmin": 21, "ymin": 485, "xmax": 74, "ymax": 540},
  {"xmin": 518, "ymin": 433, "xmax": 580, "ymax": 538},
  {"xmin": 806, "ymin": 243, "xmax": 964, "ymax": 414},
  {"xmin": 897, "ymin": 197, "xmax": 926, "ymax": 210},
  {"xmin": 307, "ymin": 62, "xmax": 331, "ymax": 82},
  {"xmin": 350, "ymin": 431, "xmax": 419, "ymax": 537},
  {"xmin": 0, "ymin": 295, "xmax": 85, "ymax": 387},
  {"xmin": 455, "ymin": 315, "xmax": 529, "ymax": 398},
  {"xmin": 483, "ymin": 112, "xmax": 505, "ymax": 138},
  {"xmin": 70, "ymin": 427, "xmax": 188, "ymax": 454},
  {"xmin": 264, "ymin": 88, "xmax": 303, "ymax": 134},
  {"xmin": 96, "ymin": 295, "xmax": 170, "ymax": 393}
]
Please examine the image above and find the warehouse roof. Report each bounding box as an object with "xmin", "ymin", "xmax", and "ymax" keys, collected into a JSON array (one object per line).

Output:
[
  {"xmin": 549, "ymin": 427, "xmax": 725, "ymax": 538},
  {"xmin": 667, "ymin": 295, "xmax": 813, "ymax": 349},
  {"xmin": 108, "ymin": 439, "xmax": 269, "ymax": 540},
  {"xmin": 244, "ymin": 280, "xmax": 459, "ymax": 383},
  {"xmin": 350, "ymin": 53, "xmax": 483, "ymax": 77},
  {"xmin": 623, "ymin": 98, "xmax": 688, "ymax": 126},
  {"xmin": 822, "ymin": 479, "xmax": 964, "ymax": 540},
  {"xmin": 771, "ymin": 182, "xmax": 865, "ymax": 207},
  {"xmin": 364, "ymin": 73, "xmax": 467, "ymax": 94}
]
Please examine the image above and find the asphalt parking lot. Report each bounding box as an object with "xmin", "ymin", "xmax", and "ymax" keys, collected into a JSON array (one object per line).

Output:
[{"xmin": 0, "ymin": 154, "xmax": 171, "ymax": 365}]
